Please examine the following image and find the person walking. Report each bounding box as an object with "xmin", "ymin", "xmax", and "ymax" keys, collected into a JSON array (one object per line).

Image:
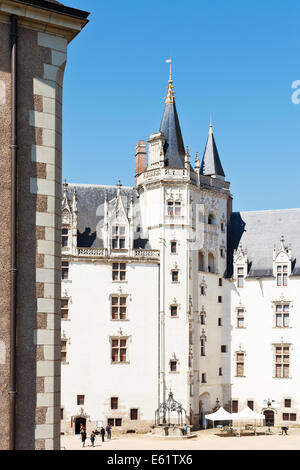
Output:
[
  {"xmin": 281, "ymin": 426, "xmax": 288, "ymax": 435},
  {"xmin": 80, "ymin": 429, "xmax": 87, "ymax": 448},
  {"xmin": 100, "ymin": 426, "xmax": 105, "ymax": 442},
  {"xmin": 90, "ymin": 431, "xmax": 96, "ymax": 447},
  {"xmin": 106, "ymin": 423, "xmax": 112, "ymax": 440},
  {"xmin": 183, "ymin": 423, "xmax": 188, "ymax": 435}
]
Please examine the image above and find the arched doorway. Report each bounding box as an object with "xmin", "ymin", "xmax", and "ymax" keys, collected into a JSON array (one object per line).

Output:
[
  {"xmin": 264, "ymin": 409, "xmax": 274, "ymax": 427},
  {"xmin": 75, "ymin": 417, "xmax": 86, "ymax": 434},
  {"xmin": 199, "ymin": 392, "xmax": 211, "ymax": 428}
]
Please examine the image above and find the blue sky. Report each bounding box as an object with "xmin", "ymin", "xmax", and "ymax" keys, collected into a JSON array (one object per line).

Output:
[{"xmin": 61, "ymin": 0, "xmax": 299, "ymax": 212}]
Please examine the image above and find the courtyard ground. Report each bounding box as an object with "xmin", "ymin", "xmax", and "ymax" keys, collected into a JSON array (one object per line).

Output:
[{"xmin": 61, "ymin": 427, "xmax": 300, "ymax": 451}]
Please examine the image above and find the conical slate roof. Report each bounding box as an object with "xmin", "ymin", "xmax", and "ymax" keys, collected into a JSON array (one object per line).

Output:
[
  {"xmin": 159, "ymin": 66, "xmax": 185, "ymax": 169},
  {"xmin": 200, "ymin": 124, "xmax": 225, "ymax": 177},
  {"xmin": 160, "ymin": 101, "xmax": 185, "ymax": 168}
]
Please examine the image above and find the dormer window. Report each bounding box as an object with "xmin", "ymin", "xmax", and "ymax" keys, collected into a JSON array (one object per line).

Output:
[
  {"xmin": 62, "ymin": 228, "xmax": 68, "ymax": 247},
  {"xmin": 167, "ymin": 201, "xmax": 181, "ymax": 216},
  {"xmin": 277, "ymin": 265, "xmax": 288, "ymax": 286},
  {"xmin": 237, "ymin": 267, "xmax": 244, "ymax": 288},
  {"xmin": 112, "ymin": 225, "xmax": 126, "ymax": 250}
]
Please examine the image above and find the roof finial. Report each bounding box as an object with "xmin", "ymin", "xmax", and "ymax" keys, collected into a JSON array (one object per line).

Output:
[
  {"xmin": 165, "ymin": 58, "xmax": 175, "ymax": 104},
  {"xmin": 209, "ymin": 113, "xmax": 213, "ymax": 135}
]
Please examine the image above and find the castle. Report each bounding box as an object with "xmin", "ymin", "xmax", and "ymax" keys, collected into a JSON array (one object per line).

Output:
[{"xmin": 60, "ymin": 68, "xmax": 300, "ymax": 434}]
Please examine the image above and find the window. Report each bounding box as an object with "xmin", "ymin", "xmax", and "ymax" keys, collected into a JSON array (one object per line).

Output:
[
  {"xmin": 112, "ymin": 263, "xmax": 126, "ymax": 281},
  {"xmin": 247, "ymin": 401, "xmax": 254, "ymax": 410},
  {"xmin": 219, "ymin": 278, "xmax": 222, "ymax": 287},
  {"xmin": 275, "ymin": 345, "xmax": 290, "ymax": 378},
  {"xmin": 77, "ymin": 395, "xmax": 84, "ymax": 405},
  {"xmin": 221, "ymin": 222, "xmax": 225, "ymax": 232},
  {"xmin": 62, "ymin": 261, "xmax": 69, "ymax": 280},
  {"xmin": 208, "ymin": 214, "xmax": 215, "ymax": 225},
  {"xmin": 111, "ymin": 397, "xmax": 118, "ymax": 409},
  {"xmin": 111, "ymin": 338, "xmax": 127, "ymax": 363},
  {"xmin": 108, "ymin": 418, "xmax": 122, "ymax": 427},
  {"xmin": 111, "ymin": 296, "xmax": 127, "ymax": 320},
  {"xmin": 284, "ymin": 399, "xmax": 291, "ymax": 408},
  {"xmin": 200, "ymin": 312, "xmax": 206, "ymax": 325},
  {"xmin": 201, "ymin": 373, "xmax": 206, "ymax": 383},
  {"xmin": 219, "ymin": 368, "xmax": 223, "ymax": 376},
  {"xmin": 167, "ymin": 201, "xmax": 181, "ymax": 216},
  {"xmin": 170, "ymin": 305, "xmax": 178, "ymax": 317},
  {"xmin": 221, "ymin": 345, "xmax": 227, "ymax": 353},
  {"xmin": 61, "ymin": 339, "xmax": 67, "ymax": 363},
  {"xmin": 218, "ymin": 296, "xmax": 222, "ymax": 303},
  {"xmin": 61, "ymin": 408, "xmax": 64, "ymax": 420},
  {"xmin": 232, "ymin": 400, "xmax": 238, "ymax": 413},
  {"xmin": 172, "ymin": 270, "xmax": 179, "ymax": 282},
  {"xmin": 236, "ymin": 352, "xmax": 245, "ymax": 377},
  {"xmin": 275, "ymin": 304, "xmax": 289, "ymax": 328},
  {"xmin": 220, "ymin": 247, "xmax": 225, "ymax": 258},
  {"xmin": 200, "ymin": 339, "xmax": 206, "ymax": 356},
  {"xmin": 62, "ymin": 228, "xmax": 68, "ymax": 247},
  {"xmin": 112, "ymin": 226, "xmax": 126, "ymax": 249},
  {"xmin": 171, "ymin": 241, "xmax": 177, "ymax": 253},
  {"xmin": 198, "ymin": 251, "xmax": 204, "ymax": 271},
  {"xmin": 170, "ymin": 360, "xmax": 177, "ymax": 372},
  {"xmin": 282, "ymin": 413, "xmax": 296, "ymax": 421},
  {"xmin": 218, "ymin": 318, "xmax": 222, "ymax": 326},
  {"xmin": 200, "ymin": 286, "xmax": 206, "ymax": 295},
  {"xmin": 237, "ymin": 308, "xmax": 245, "ymax": 328},
  {"xmin": 237, "ymin": 267, "xmax": 244, "ymax": 288},
  {"xmin": 208, "ymin": 253, "xmax": 215, "ymax": 273},
  {"xmin": 61, "ymin": 298, "xmax": 69, "ymax": 320},
  {"xmin": 130, "ymin": 409, "xmax": 138, "ymax": 420},
  {"xmin": 277, "ymin": 265, "xmax": 288, "ymax": 286}
]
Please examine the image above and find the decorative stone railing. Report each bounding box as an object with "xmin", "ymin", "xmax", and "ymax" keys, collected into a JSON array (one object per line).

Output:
[
  {"xmin": 136, "ymin": 168, "xmax": 190, "ymax": 185},
  {"xmin": 133, "ymin": 249, "xmax": 160, "ymax": 259},
  {"xmin": 74, "ymin": 248, "xmax": 160, "ymax": 259},
  {"xmin": 76, "ymin": 248, "xmax": 108, "ymax": 257}
]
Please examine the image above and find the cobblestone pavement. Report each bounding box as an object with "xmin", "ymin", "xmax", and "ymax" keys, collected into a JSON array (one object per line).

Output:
[{"xmin": 61, "ymin": 428, "xmax": 300, "ymax": 451}]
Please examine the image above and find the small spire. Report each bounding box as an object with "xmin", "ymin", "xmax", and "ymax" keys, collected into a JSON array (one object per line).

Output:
[
  {"xmin": 195, "ymin": 152, "xmax": 200, "ymax": 170},
  {"xmin": 209, "ymin": 114, "xmax": 213, "ymax": 135},
  {"xmin": 117, "ymin": 180, "xmax": 122, "ymax": 197},
  {"xmin": 165, "ymin": 58, "xmax": 175, "ymax": 104},
  {"xmin": 63, "ymin": 179, "xmax": 68, "ymax": 197}
]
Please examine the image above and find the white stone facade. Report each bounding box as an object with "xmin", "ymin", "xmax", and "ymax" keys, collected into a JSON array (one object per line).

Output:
[{"xmin": 60, "ymin": 87, "xmax": 300, "ymax": 434}]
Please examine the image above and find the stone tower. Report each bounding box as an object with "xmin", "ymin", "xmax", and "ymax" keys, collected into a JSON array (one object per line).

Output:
[
  {"xmin": 135, "ymin": 66, "xmax": 232, "ymax": 425},
  {"xmin": 0, "ymin": 0, "xmax": 89, "ymax": 450}
]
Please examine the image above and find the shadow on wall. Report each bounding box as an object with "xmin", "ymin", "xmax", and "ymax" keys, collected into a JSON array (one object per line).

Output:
[
  {"xmin": 77, "ymin": 228, "xmax": 96, "ymax": 247},
  {"xmin": 226, "ymin": 212, "xmax": 246, "ymax": 278}
]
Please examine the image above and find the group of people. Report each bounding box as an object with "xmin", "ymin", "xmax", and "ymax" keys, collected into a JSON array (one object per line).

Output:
[{"xmin": 79, "ymin": 423, "xmax": 112, "ymax": 448}]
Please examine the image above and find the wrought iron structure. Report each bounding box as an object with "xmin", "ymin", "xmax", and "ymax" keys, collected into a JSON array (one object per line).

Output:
[{"xmin": 155, "ymin": 391, "xmax": 186, "ymax": 426}]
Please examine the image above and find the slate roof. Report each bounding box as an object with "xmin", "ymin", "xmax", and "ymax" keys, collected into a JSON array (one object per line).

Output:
[
  {"xmin": 226, "ymin": 209, "xmax": 300, "ymax": 278},
  {"xmin": 159, "ymin": 101, "xmax": 186, "ymax": 169},
  {"xmin": 66, "ymin": 184, "xmax": 151, "ymax": 250},
  {"xmin": 200, "ymin": 128, "xmax": 225, "ymax": 177}
]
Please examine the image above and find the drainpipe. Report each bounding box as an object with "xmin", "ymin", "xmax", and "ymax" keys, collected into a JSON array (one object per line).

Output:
[{"xmin": 9, "ymin": 14, "xmax": 18, "ymax": 451}]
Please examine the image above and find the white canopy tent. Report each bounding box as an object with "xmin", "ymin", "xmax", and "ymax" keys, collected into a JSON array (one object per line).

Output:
[
  {"xmin": 231, "ymin": 406, "xmax": 265, "ymax": 436},
  {"xmin": 231, "ymin": 406, "xmax": 265, "ymax": 421},
  {"xmin": 204, "ymin": 407, "xmax": 232, "ymax": 429}
]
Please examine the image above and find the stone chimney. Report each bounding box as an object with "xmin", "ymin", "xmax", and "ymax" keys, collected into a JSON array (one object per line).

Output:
[
  {"xmin": 135, "ymin": 140, "xmax": 147, "ymax": 176},
  {"xmin": 227, "ymin": 195, "xmax": 233, "ymax": 223}
]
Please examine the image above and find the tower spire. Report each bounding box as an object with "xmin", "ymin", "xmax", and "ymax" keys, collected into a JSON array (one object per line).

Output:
[
  {"xmin": 200, "ymin": 120, "xmax": 225, "ymax": 178},
  {"xmin": 159, "ymin": 60, "xmax": 185, "ymax": 168},
  {"xmin": 165, "ymin": 58, "xmax": 175, "ymax": 104}
]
